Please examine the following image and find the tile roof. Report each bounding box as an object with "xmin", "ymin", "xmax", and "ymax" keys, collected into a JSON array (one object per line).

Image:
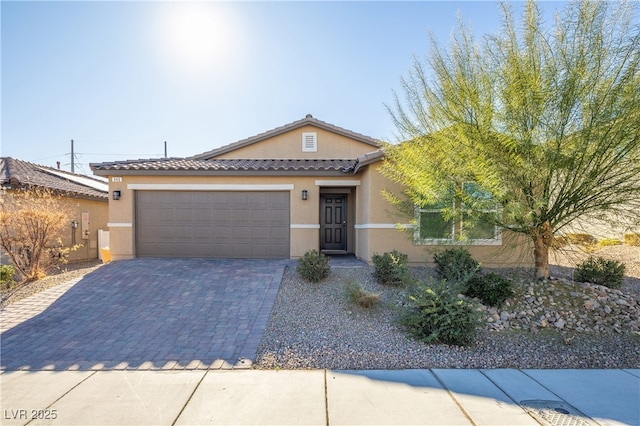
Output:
[
  {"xmin": 1, "ymin": 157, "xmax": 108, "ymax": 200},
  {"xmin": 91, "ymin": 158, "xmax": 358, "ymax": 173},
  {"xmin": 354, "ymin": 149, "xmax": 385, "ymax": 173},
  {"xmin": 190, "ymin": 114, "xmax": 381, "ymax": 160}
]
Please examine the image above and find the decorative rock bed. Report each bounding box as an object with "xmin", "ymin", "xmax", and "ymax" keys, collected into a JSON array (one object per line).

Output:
[{"xmin": 483, "ymin": 279, "xmax": 639, "ymax": 335}]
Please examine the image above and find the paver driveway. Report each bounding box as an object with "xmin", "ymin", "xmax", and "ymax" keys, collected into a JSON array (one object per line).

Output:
[{"xmin": 0, "ymin": 258, "xmax": 286, "ymax": 371}]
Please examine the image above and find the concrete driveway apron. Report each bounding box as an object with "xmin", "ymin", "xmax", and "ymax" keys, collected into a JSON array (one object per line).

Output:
[{"xmin": 0, "ymin": 258, "xmax": 286, "ymax": 371}]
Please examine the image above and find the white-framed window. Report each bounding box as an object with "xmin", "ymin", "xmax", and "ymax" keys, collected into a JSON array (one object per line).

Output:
[
  {"xmin": 460, "ymin": 182, "xmax": 501, "ymax": 243},
  {"xmin": 302, "ymin": 132, "xmax": 317, "ymax": 152},
  {"xmin": 414, "ymin": 201, "xmax": 455, "ymax": 243},
  {"xmin": 414, "ymin": 182, "xmax": 501, "ymax": 245}
]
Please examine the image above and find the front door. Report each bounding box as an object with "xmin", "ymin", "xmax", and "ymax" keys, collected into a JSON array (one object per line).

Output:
[{"xmin": 320, "ymin": 195, "xmax": 347, "ymax": 251}]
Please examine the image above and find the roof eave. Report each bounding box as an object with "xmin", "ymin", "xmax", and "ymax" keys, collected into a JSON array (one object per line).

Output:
[
  {"xmin": 91, "ymin": 168, "xmax": 353, "ymax": 177},
  {"xmin": 353, "ymin": 149, "xmax": 385, "ymax": 174},
  {"xmin": 2, "ymin": 184, "xmax": 108, "ymax": 201}
]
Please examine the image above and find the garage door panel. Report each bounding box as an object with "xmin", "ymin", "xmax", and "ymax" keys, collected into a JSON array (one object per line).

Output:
[
  {"xmin": 252, "ymin": 227, "xmax": 269, "ymax": 239},
  {"xmin": 136, "ymin": 191, "xmax": 290, "ymax": 258}
]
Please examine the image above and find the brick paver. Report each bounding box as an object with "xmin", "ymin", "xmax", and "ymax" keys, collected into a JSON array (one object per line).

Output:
[
  {"xmin": 0, "ymin": 258, "xmax": 286, "ymax": 371},
  {"xmin": 1, "ymin": 278, "xmax": 83, "ymax": 333}
]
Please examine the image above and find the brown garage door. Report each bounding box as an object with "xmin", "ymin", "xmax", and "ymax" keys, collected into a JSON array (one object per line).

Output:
[{"xmin": 135, "ymin": 191, "xmax": 290, "ymax": 258}]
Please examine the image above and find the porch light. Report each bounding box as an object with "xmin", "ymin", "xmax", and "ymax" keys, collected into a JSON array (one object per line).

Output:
[
  {"xmin": 112, "ymin": 190, "xmax": 121, "ymax": 200},
  {"xmin": 301, "ymin": 190, "xmax": 308, "ymax": 200}
]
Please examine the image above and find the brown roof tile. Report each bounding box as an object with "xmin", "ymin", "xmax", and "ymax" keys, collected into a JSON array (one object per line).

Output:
[
  {"xmin": 91, "ymin": 158, "xmax": 357, "ymax": 173},
  {"xmin": 1, "ymin": 157, "xmax": 108, "ymax": 200}
]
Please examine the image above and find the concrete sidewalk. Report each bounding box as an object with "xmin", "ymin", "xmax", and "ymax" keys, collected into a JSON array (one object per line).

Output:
[{"xmin": 1, "ymin": 368, "xmax": 638, "ymax": 425}]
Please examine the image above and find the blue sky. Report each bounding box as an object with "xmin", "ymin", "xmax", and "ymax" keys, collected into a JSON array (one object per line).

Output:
[{"xmin": 2, "ymin": 1, "xmax": 563, "ymax": 175}]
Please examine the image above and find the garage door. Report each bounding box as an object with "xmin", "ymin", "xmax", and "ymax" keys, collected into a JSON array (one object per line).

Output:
[{"xmin": 135, "ymin": 191, "xmax": 290, "ymax": 258}]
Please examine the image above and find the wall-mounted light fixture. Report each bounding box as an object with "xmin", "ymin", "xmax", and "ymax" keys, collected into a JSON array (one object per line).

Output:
[
  {"xmin": 112, "ymin": 190, "xmax": 121, "ymax": 200},
  {"xmin": 301, "ymin": 189, "xmax": 308, "ymax": 200}
]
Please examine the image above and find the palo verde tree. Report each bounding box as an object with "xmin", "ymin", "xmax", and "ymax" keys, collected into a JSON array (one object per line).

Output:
[
  {"xmin": 0, "ymin": 187, "xmax": 75, "ymax": 281},
  {"xmin": 382, "ymin": 0, "xmax": 640, "ymax": 279}
]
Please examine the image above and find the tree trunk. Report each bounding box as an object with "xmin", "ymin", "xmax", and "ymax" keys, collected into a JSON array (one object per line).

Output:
[{"xmin": 533, "ymin": 221, "xmax": 553, "ymax": 280}]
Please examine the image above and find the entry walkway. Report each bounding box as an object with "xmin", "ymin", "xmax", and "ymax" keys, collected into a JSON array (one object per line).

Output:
[{"xmin": 1, "ymin": 368, "xmax": 638, "ymax": 425}]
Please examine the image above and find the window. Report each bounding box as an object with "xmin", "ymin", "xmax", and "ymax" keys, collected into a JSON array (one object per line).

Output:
[
  {"xmin": 414, "ymin": 183, "xmax": 501, "ymax": 245},
  {"xmin": 302, "ymin": 132, "xmax": 317, "ymax": 152},
  {"xmin": 415, "ymin": 202, "xmax": 454, "ymax": 241}
]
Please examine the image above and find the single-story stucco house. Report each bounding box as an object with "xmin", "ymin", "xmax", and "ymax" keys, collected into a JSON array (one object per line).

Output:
[
  {"xmin": 90, "ymin": 115, "xmax": 532, "ymax": 266},
  {"xmin": 1, "ymin": 157, "xmax": 109, "ymax": 262}
]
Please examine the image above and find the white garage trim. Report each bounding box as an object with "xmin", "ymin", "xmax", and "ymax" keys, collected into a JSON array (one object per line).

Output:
[
  {"xmin": 290, "ymin": 224, "xmax": 321, "ymax": 229},
  {"xmin": 107, "ymin": 222, "xmax": 133, "ymax": 227},
  {"xmin": 127, "ymin": 183, "xmax": 295, "ymax": 191},
  {"xmin": 314, "ymin": 180, "xmax": 360, "ymax": 187}
]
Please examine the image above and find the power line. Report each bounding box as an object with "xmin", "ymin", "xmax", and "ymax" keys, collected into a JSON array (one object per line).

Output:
[
  {"xmin": 62, "ymin": 152, "xmax": 163, "ymax": 158},
  {"xmin": 33, "ymin": 154, "xmax": 67, "ymax": 161}
]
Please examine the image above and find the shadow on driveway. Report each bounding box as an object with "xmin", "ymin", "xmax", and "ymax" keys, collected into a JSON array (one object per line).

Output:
[{"xmin": 1, "ymin": 258, "xmax": 286, "ymax": 371}]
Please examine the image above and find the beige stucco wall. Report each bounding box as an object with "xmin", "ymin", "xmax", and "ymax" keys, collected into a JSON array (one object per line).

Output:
[
  {"xmin": 64, "ymin": 198, "xmax": 109, "ymax": 261},
  {"xmin": 106, "ymin": 174, "xmax": 365, "ymax": 260},
  {"xmin": 214, "ymin": 125, "xmax": 378, "ymax": 159},
  {"xmin": 104, "ymin": 165, "xmax": 534, "ymax": 268},
  {"xmin": 356, "ymin": 164, "xmax": 535, "ymax": 267}
]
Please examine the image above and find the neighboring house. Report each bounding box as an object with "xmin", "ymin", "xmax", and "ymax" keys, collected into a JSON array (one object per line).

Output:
[
  {"xmin": 1, "ymin": 157, "xmax": 109, "ymax": 262},
  {"xmin": 90, "ymin": 115, "xmax": 532, "ymax": 266}
]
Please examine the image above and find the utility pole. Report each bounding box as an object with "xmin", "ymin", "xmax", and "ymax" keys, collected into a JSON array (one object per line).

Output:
[
  {"xmin": 164, "ymin": 141, "xmax": 168, "ymax": 158},
  {"xmin": 71, "ymin": 139, "xmax": 75, "ymax": 173}
]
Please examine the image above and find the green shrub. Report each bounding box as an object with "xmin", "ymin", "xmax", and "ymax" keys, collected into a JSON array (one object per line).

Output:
[
  {"xmin": 465, "ymin": 272, "xmax": 514, "ymax": 308},
  {"xmin": 372, "ymin": 250, "xmax": 410, "ymax": 286},
  {"xmin": 0, "ymin": 265, "xmax": 16, "ymax": 290},
  {"xmin": 574, "ymin": 256, "xmax": 626, "ymax": 289},
  {"xmin": 624, "ymin": 233, "xmax": 640, "ymax": 247},
  {"xmin": 297, "ymin": 250, "xmax": 330, "ymax": 283},
  {"xmin": 345, "ymin": 280, "xmax": 380, "ymax": 309},
  {"xmin": 402, "ymin": 280, "xmax": 481, "ymax": 346},
  {"xmin": 433, "ymin": 248, "xmax": 479, "ymax": 284}
]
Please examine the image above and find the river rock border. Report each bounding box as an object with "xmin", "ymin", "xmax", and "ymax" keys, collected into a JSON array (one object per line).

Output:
[{"xmin": 482, "ymin": 278, "xmax": 639, "ymax": 335}]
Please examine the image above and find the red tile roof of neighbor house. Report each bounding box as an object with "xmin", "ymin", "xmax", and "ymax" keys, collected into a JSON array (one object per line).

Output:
[{"xmin": 0, "ymin": 157, "xmax": 108, "ymax": 200}]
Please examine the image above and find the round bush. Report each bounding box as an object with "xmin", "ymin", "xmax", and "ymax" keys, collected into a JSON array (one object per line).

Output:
[
  {"xmin": 402, "ymin": 281, "xmax": 481, "ymax": 346},
  {"xmin": 372, "ymin": 250, "xmax": 410, "ymax": 286},
  {"xmin": 0, "ymin": 265, "xmax": 16, "ymax": 290},
  {"xmin": 296, "ymin": 250, "xmax": 330, "ymax": 283},
  {"xmin": 433, "ymin": 248, "xmax": 479, "ymax": 284},
  {"xmin": 574, "ymin": 256, "xmax": 625, "ymax": 289},
  {"xmin": 465, "ymin": 272, "xmax": 514, "ymax": 308}
]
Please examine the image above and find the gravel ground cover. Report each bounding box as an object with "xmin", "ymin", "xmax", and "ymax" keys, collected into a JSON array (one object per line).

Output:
[
  {"xmin": 0, "ymin": 260, "xmax": 103, "ymax": 308},
  {"xmin": 255, "ymin": 245, "xmax": 640, "ymax": 370}
]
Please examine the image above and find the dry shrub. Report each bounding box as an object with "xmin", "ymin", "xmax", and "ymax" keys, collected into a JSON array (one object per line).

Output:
[
  {"xmin": 624, "ymin": 234, "xmax": 640, "ymax": 247},
  {"xmin": 551, "ymin": 235, "xmax": 569, "ymax": 250},
  {"xmin": 597, "ymin": 238, "xmax": 622, "ymax": 248},
  {"xmin": 566, "ymin": 233, "xmax": 597, "ymax": 246},
  {"xmin": 346, "ymin": 280, "xmax": 380, "ymax": 309},
  {"xmin": 0, "ymin": 187, "xmax": 75, "ymax": 281}
]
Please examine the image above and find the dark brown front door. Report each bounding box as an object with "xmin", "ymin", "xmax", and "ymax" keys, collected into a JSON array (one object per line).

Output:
[{"xmin": 320, "ymin": 195, "xmax": 347, "ymax": 251}]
